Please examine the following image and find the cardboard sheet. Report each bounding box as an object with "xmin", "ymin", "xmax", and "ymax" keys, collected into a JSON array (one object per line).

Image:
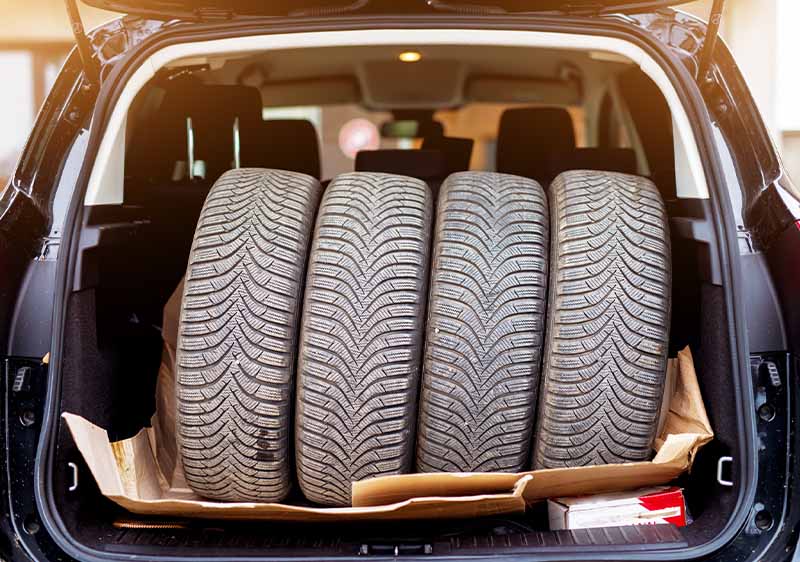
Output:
[
  {"xmin": 63, "ymin": 346, "xmax": 711, "ymax": 521},
  {"xmin": 62, "ymin": 279, "xmax": 713, "ymax": 521},
  {"xmin": 63, "ymin": 412, "xmax": 532, "ymax": 521},
  {"xmin": 351, "ymin": 348, "xmax": 712, "ymax": 507}
]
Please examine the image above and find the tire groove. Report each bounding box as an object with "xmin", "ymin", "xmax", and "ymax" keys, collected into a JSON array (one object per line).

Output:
[
  {"xmin": 176, "ymin": 168, "xmax": 321, "ymax": 502},
  {"xmin": 533, "ymin": 170, "xmax": 670, "ymax": 469},
  {"xmin": 417, "ymin": 171, "xmax": 548, "ymax": 474},
  {"xmin": 296, "ymin": 172, "xmax": 431, "ymax": 506}
]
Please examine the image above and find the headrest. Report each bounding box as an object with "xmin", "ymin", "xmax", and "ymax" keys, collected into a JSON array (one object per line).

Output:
[
  {"xmin": 549, "ymin": 148, "xmax": 638, "ymax": 183},
  {"xmin": 249, "ymin": 119, "xmax": 321, "ymax": 180},
  {"xmin": 421, "ymin": 136, "xmax": 474, "ymax": 175},
  {"xmin": 496, "ymin": 107, "xmax": 576, "ymax": 184},
  {"xmin": 193, "ymin": 85, "xmax": 264, "ymax": 180},
  {"xmin": 355, "ymin": 149, "xmax": 447, "ymax": 182},
  {"xmin": 128, "ymin": 80, "xmax": 263, "ymax": 183}
]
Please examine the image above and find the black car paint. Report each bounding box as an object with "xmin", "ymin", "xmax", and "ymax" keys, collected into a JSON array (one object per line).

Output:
[
  {"xmin": 0, "ymin": 5, "xmax": 796, "ymax": 561},
  {"xmin": 77, "ymin": 0, "xmax": 697, "ymax": 20}
]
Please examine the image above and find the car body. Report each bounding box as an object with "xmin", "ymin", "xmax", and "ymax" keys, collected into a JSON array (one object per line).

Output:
[{"xmin": 1, "ymin": 1, "xmax": 799, "ymax": 560}]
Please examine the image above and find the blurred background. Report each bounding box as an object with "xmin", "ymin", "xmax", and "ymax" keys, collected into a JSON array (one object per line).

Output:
[{"xmin": 0, "ymin": 0, "xmax": 798, "ymax": 185}]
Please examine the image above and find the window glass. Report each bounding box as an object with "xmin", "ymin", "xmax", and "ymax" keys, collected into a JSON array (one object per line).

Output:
[{"xmin": 258, "ymin": 103, "xmax": 586, "ymax": 180}]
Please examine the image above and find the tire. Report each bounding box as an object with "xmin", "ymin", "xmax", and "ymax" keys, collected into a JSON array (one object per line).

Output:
[
  {"xmin": 416, "ymin": 171, "xmax": 549, "ymax": 473},
  {"xmin": 533, "ymin": 170, "xmax": 671, "ymax": 469},
  {"xmin": 176, "ymin": 168, "xmax": 321, "ymax": 502},
  {"xmin": 295, "ymin": 172, "xmax": 432, "ymax": 506}
]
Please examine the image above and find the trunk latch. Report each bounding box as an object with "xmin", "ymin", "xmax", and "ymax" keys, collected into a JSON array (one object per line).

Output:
[
  {"xmin": 359, "ymin": 543, "xmax": 433, "ymax": 556},
  {"xmin": 194, "ymin": 7, "xmax": 235, "ymax": 20}
]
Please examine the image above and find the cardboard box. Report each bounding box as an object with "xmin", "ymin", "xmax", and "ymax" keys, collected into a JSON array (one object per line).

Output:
[
  {"xmin": 62, "ymin": 281, "xmax": 713, "ymax": 522},
  {"xmin": 548, "ymin": 486, "xmax": 687, "ymax": 530}
]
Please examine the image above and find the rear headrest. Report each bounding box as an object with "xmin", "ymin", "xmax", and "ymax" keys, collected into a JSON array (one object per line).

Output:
[
  {"xmin": 194, "ymin": 85, "xmax": 264, "ymax": 180},
  {"xmin": 249, "ymin": 119, "xmax": 321, "ymax": 180},
  {"xmin": 128, "ymin": 80, "xmax": 263, "ymax": 183},
  {"xmin": 549, "ymin": 148, "xmax": 638, "ymax": 183},
  {"xmin": 355, "ymin": 149, "xmax": 447, "ymax": 182},
  {"xmin": 496, "ymin": 107, "xmax": 576, "ymax": 184},
  {"xmin": 421, "ymin": 136, "xmax": 474, "ymax": 175}
]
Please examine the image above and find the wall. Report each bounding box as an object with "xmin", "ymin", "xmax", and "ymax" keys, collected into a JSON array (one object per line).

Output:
[
  {"xmin": 683, "ymin": 1, "xmax": 778, "ymax": 136},
  {"xmin": 683, "ymin": 0, "xmax": 800, "ymax": 182},
  {"xmin": 0, "ymin": 0, "xmax": 116, "ymax": 43},
  {"xmin": 776, "ymin": 0, "xmax": 800, "ymax": 182},
  {"xmin": 0, "ymin": 1, "xmax": 117, "ymax": 184}
]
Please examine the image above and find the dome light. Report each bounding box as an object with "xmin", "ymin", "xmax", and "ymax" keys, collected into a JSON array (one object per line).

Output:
[{"xmin": 398, "ymin": 51, "xmax": 422, "ymax": 63}]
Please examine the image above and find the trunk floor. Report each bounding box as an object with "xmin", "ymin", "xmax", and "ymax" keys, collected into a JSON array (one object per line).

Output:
[{"xmin": 85, "ymin": 515, "xmax": 687, "ymax": 557}]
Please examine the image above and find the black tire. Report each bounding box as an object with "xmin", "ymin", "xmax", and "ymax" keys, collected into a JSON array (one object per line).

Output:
[
  {"xmin": 295, "ymin": 172, "xmax": 432, "ymax": 506},
  {"xmin": 533, "ymin": 170, "xmax": 671, "ymax": 469},
  {"xmin": 416, "ymin": 171, "xmax": 549, "ymax": 473},
  {"xmin": 176, "ymin": 168, "xmax": 321, "ymax": 502}
]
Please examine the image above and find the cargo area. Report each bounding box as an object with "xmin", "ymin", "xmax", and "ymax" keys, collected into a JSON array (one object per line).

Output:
[{"xmin": 43, "ymin": 36, "xmax": 748, "ymax": 558}]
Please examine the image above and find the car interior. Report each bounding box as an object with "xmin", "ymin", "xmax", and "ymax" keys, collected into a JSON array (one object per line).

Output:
[{"xmin": 49, "ymin": 42, "xmax": 741, "ymax": 557}]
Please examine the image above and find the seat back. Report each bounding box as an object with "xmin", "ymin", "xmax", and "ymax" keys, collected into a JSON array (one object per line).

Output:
[
  {"xmin": 127, "ymin": 79, "xmax": 264, "ymax": 187},
  {"xmin": 495, "ymin": 107, "xmax": 576, "ymax": 185},
  {"xmin": 251, "ymin": 119, "xmax": 321, "ymax": 179},
  {"xmin": 355, "ymin": 148, "xmax": 448, "ymax": 196},
  {"xmin": 422, "ymin": 135, "xmax": 474, "ymax": 175},
  {"xmin": 548, "ymin": 147, "xmax": 638, "ymax": 184},
  {"xmin": 123, "ymin": 80, "xmax": 266, "ymax": 310}
]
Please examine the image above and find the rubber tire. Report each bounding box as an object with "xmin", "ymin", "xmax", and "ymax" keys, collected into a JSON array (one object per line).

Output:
[
  {"xmin": 416, "ymin": 171, "xmax": 549, "ymax": 473},
  {"xmin": 176, "ymin": 168, "xmax": 321, "ymax": 502},
  {"xmin": 533, "ymin": 170, "xmax": 671, "ymax": 469},
  {"xmin": 295, "ymin": 172, "xmax": 432, "ymax": 506}
]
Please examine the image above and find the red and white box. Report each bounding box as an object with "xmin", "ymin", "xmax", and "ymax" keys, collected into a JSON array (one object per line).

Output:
[{"xmin": 548, "ymin": 486, "xmax": 688, "ymax": 530}]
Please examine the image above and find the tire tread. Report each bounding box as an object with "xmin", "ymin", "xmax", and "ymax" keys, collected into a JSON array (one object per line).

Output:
[
  {"xmin": 296, "ymin": 172, "xmax": 432, "ymax": 506},
  {"xmin": 533, "ymin": 170, "xmax": 671, "ymax": 469},
  {"xmin": 176, "ymin": 168, "xmax": 321, "ymax": 501},
  {"xmin": 417, "ymin": 171, "xmax": 549, "ymax": 473}
]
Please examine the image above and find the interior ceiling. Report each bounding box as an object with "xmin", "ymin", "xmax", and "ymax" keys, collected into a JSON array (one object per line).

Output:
[{"xmin": 195, "ymin": 44, "xmax": 632, "ymax": 109}]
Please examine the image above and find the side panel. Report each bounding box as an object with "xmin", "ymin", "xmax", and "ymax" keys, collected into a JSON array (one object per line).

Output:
[{"xmin": 1, "ymin": 51, "xmax": 90, "ymax": 562}]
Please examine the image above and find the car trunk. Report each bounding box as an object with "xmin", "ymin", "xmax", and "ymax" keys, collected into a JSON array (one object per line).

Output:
[
  {"xmin": 47, "ymin": 217, "xmax": 744, "ymax": 557},
  {"xmin": 40, "ymin": 22, "xmax": 750, "ymax": 560}
]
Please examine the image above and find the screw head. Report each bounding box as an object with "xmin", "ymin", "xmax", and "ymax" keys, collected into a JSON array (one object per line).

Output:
[
  {"xmin": 755, "ymin": 509, "xmax": 774, "ymax": 531},
  {"xmin": 23, "ymin": 516, "xmax": 40, "ymax": 535},
  {"xmin": 20, "ymin": 410, "xmax": 36, "ymax": 427},
  {"xmin": 758, "ymin": 403, "xmax": 776, "ymax": 422}
]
